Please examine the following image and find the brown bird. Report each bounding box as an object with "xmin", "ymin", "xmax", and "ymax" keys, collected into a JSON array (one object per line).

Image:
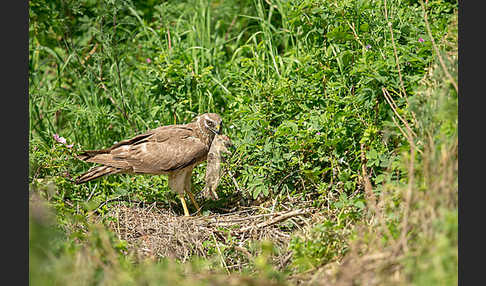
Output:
[
  {"xmin": 75, "ymin": 113, "xmax": 223, "ymax": 216},
  {"xmin": 202, "ymin": 134, "xmax": 233, "ymax": 200}
]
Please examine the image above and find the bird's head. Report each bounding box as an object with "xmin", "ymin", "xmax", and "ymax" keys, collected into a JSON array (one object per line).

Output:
[{"xmin": 196, "ymin": 113, "xmax": 223, "ymax": 136}]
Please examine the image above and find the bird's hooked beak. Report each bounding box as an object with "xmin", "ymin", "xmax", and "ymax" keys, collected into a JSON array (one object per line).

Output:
[{"xmin": 209, "ymin": 122, "xmax": 222, "ymax": 135}]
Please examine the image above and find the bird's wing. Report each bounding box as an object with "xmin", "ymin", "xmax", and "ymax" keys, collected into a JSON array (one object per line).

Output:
[
  {"xmin": 78, "ymin": 129, "xmax": 155, "ymax": 158},
  {"xmin": 108, "ymin": 126, "xmax": 209, "ymax": 173}
]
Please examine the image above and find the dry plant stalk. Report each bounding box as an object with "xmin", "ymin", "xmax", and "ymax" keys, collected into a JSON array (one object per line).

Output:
[
  {"xmin": 383, "ymin": 0, "xmax": 418, "ymax": 126},
  {"xmin": 381, "ymin": 87, "xmax": 417, "ymax": 252},
  {"xmin": 383, "ymin": 0, "xmax": 406, "ymax": 98},
  {"xmin": 420, "ymin": 0, "xmax": 458, "ymax": 93},
  {"xmin": 359, "ymin": 143, "xmax": 377, "ymax": 211}
]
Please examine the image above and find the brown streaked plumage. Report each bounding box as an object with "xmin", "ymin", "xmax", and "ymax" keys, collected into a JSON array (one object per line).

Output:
[
  {"xmin": 75, "ymin": 113, "xmax": 223, "ymax": 216},
  {"xmin": 202, "ymin": 134, "xmax": 233, "ymax": 200}
]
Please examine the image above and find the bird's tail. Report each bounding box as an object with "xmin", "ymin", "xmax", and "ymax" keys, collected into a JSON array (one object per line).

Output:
[{"xmin": 75, "ymin": 165, "xmax": 122, "ymax": 184}]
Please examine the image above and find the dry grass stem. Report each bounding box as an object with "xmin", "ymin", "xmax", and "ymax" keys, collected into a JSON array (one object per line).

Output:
[
  {"xmin": 383, "ymin": 0, "xmax": 406, "ymax": 98},
  {"xmin": 382, "ymin": 88, "xmax": 417, "ymax": 139},
  {"xmin": 421, "ymin": 0, "xmax": 458, "ymax": 94}
]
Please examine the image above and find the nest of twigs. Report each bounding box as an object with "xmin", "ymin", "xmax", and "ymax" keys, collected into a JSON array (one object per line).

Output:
[{"xmin": 102, "ymin": 201, "xmax": 315, "ymax": 270}]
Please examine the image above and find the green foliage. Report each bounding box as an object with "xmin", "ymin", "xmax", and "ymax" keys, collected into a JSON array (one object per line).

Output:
[
  {"xmin": 289, "ymin": 221, "xmax": 348, "ymax": 272},
  {"xmin": 288, "ymin": 191, "xmax": 365, "ymax": 272},
  {"xmin": 29, "ymin": 0, "xmax": 457, "ymax": 284},
  {"xmin": 404, "ymin": 209, "xmax": 458, "ymax": 285},
  {"xmin": 29, "ymin": 0, "xmax": 456, "ymax": 201}
]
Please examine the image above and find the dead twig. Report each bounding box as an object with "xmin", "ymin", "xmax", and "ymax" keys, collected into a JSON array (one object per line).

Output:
[
  {"xmin": 347, "ymin": 21, "xmax": 366, "ymax": 50},
  {"xmin": 360, "ymin": 143, "xmax": 377, "ymax": 211},
  {"xmin": 420, "ymin": 0, "xmax": 458, "ymax": 94},
  {"xmin": 384, "ymin": 0, "xmax": 406, "ymax": 98},
  {"xmin": 212, "ymin": 232, "xmax": 230, "ymax": 274},
  {"xmin": 234, "ymin": 245, "xmax": 252, "ymax": 259},
  {"xmin": 384, "ymin": 0, "xmax": 418, "ymax": 126},
  {"xmin": 274, "ymin": 169, "xmax": 299, "ymax": 192},
  {"xmin": 167, "ymin": 27, "xmax": 172, "ymax": 50},
  {"xmin": 382, "ymin": 87, "xmax": 417, "ymax": 252},
  {"xmin": 80, "ymin": 43, "xmax": 98, "ymax": 65},
  {"xmin": 382, "ymin": 88, "xmax": 417, "ymax": 139},
  {"xmin": 227, "ymin": 170, "xmax": 242, "ymax": 193},
  {"xmin": 238, "ymin": 209, "xmax": 308, "ymax": 233}
]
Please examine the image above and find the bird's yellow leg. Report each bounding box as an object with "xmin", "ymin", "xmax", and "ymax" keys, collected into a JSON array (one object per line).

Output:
[
  {"xmin": 179, "ymin": 194, "xmax": 190, "ymax": 216},
  {"xmin": 186, "ymin": 190, "xmax": 200, "ymax": 213}
]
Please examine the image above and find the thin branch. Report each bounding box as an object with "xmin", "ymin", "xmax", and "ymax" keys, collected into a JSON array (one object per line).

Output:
[
  {"xmin": 238, "ymin": 209, "xmax": 308, "ymax": 233},
  {"xmin": 346, "ymin": 21, "xmax": 366, "ymax": 50},
  {"xmin": 224, "ymin": 15, "xmax": 238, "ymax": 41},
  {"xmin": 86, "ymin": 183, "xmax": 98, "ymax": 202},
  {"xmin": 80, "ymin": 43, "xmax": 98, "ymax": 65},
  {"xmin": 382, "ymin": 88, "xmax": 417, "ymax": 139},
  {"xmin": 212, "ymin": 233, "xmax": 230, "ymax": 274},
  {"xmin": 234, "ymin": 245, "xmax": 252, "ymax": 259},
  {"xmin": 274, "ymin": 169, "xmax": 299, "ymax": 192},
  {"xmin": 381, "ymin": 87, "xmax": 418, "ymax": 253},
  {"xmin": 384, "ymin": 0, "xmax": 419, "ymax": 126},
  {"xmin": 167, "ymin": 26, "xmax": 172, "ymax": 50},
  {"xmin": 384, "ymin": 0, "xmax": 406, "ymax": 98},
  {"xmin": 421, "ymin": 0, "xmax": 458, "ymax": 93},
  {"xmin": 227, "ymin": 170, "xmax": 242, "ymax": 193},
  {"xmin": 360, "ymin": 143, "xmax": 377, "ymax": 211}
]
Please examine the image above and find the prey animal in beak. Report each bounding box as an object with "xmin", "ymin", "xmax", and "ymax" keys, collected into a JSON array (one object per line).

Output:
[{"xmin": 202, "ymin": 134, "xmax": 232, "ymax": 200}]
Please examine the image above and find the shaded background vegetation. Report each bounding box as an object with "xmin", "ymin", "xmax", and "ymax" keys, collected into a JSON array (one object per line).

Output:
[{"xmin": 29, "ymin": 0, "xmax": 457, "ymax": 285}]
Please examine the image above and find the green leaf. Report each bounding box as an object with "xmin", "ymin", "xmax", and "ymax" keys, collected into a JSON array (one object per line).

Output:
[
  {"xmin": 253, "ymin": 186, "xmax": 262, "ymax": 200},
  {"xmin": 262, "ymin": 187, "xmax": 269, "ymax": 197},
  {"xmin": 354, "ymin": 200, "xmax": 365, "ymax": 209},
  {"xmin": 359, "ymin": 23, "xmax": 369, "ymax": 32},
  {"xmin": 367, "ymin": 149, "xmax": 378, "ymax": 160}
]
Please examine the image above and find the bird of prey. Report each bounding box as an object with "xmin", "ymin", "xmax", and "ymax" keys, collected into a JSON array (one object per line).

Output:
[
  {"xmin": 75, "ymin": 113, "xmax": 223, "ymax": 216},
  {"xmin": 201, "ymin": 134, "xmax": 233, "ymax": 200}
]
